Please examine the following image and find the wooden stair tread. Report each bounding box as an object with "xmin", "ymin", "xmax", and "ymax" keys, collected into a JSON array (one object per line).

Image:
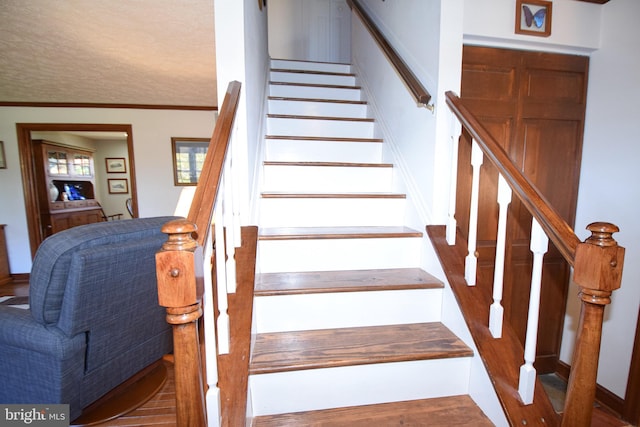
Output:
[
  {"xmin": 263, "ymin": 160, "xmax": 391, "ymax": 167},
  {"xmin": 271, "ymin": 68, "xmax": 356, "ymax": 77},
  {"xmin": 250, "ymin": 322, "xmax": 473, "ymax": 375},
  {"xmin": 268, "ymin": 96, "xmax": 367, "ymax": 105},
  {"xmin": 267, "ymin": 113, "xmax": 374, "ymax": 122},
  {"xmin": 251, "ymin": 395, "xmax": 493, "ymax": 427},
  {"xmin": 255, "ymin": 268, "xmax": 443, "ymax": 296},
  {"xmin": 265, "ymin": 135, "xmax": 382, "ymax": 143},
  {"xmin": 258, "ymin": 226, "xmax": 423, "ymax": 240},
  {"xmin": 261, "ymin": 192, "xmax": 405, "ymax": 199},
  {"xmin": 270, "ymin": 81, "xmax": 360, "ymax": 90}
]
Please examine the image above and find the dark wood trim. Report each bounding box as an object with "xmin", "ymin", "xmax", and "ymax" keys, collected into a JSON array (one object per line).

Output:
[
  {"xmin": 623, "ymin": 305, "xmax": 640, "ymax": 424},
  {"xmin": 346, "ymin": 0, "xmax": 432, "ymax": 106},
  {"xmin": 265, "ymin": 135, "xmax": 383, "ymax": 143},
  {"xmin": 263, "ymin": 161, "xmax": 392, "ymax": 167},
  {"xmin": 269, "ymin": 81, "xmax": 360, "ymax": 90},
  {"xmin": 17, "ymin": 123, "xmax": 137, "ymax": 257},
  {"xmin": 1, "ymin": 102, "xmax": 217, "ymax": 111},
  {"xmin": 556, "ymin": 361, "xmax": 625, "ymax": 417},
  {"xmin": 268, "ymin": 97, "xmax": 367, "ymax": 105},
  {"xmin": 267, "ymin": 114, "xmax": 374, "ymax": 122},
  {"xmin": 217, "ymin": 226, "xmax": 258, "ymax": 427},
  {"xmin": 445, "ymin": 91, "xmax": 581, "ymax": 265},
  {"xmin": 271, "ymin": 68, "xmax": 356, "ymax": 77},
  {"xmin": 576, "ymin": 0, "xmax": 609, "ymax": 3},
  {"xmin": 187, "ymin": 81, "xmax": 241, "ymax": 247}
]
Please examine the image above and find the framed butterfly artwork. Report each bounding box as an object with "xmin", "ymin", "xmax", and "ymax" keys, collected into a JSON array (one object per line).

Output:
[{"xmin": 515, "ymin": 0, "xmax": 552, "ymax": 37}]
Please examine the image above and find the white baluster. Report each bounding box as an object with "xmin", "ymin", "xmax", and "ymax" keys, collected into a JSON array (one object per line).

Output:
[
  {"xmin": 223, "ymin": 160, "xmax": 237, "ymax": 294},
  {"xmin": 447, "ymin": 115, "xmax": 462, "ymax": 245},
  {"xmin": 465, "ymin": 139, "xmax": 483, "ymax": 286},
  {"xmin": 489, "ymin": 174, "xmax": 512, "ymax": 338},
  {"xmin": 230, "ymin": 137, "xmax": 243, "ymax": 248},
  {"xmin": 202, "ymin": 229, "xmax": 222, "ymax": 426},
  {"xmin": 518, "ymin": 218, "xmax": 549, "ymax": 404},
  {"xmin": 214, "ymin": 191, "xmax": 230, "ymax": 355}
]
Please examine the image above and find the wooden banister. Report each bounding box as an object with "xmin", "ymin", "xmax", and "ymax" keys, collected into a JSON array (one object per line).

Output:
[
  {"xmin": 443, "ymin": 91, "xmax": 625, "ymax": 425},
  {"xmin": 188, "ymin": 81, "xmax": 242, "ymax": 246},
  {"xmin": 347, "ymin": 0, "xmax": 432, "ymax": 107},
  {"xmin": 445, "ymin": 90, "xmax": 580, "ymax": 265},
  {"xmin": 156, "ymin": 81, "xmax": 242, "ymax": 427},
  {"xmin": 562, "ymin": 222, "xmax": 625, "ymax": 426}
]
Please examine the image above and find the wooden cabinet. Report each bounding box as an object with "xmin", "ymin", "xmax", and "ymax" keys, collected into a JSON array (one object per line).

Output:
[{"xmin": 33, "ymin": 140, "xmax": 104, "ymax": 238}]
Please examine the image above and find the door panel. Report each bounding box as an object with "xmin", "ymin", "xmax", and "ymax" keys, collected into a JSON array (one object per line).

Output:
[{"xmin": 460, "ymin": 46, "xmax": 588, "ymax": 373}]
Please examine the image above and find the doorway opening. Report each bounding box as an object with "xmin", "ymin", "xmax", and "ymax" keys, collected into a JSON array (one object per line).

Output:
[{"xmin": 17, "ymin": 123, "xmax": 138, "ymax": 258}]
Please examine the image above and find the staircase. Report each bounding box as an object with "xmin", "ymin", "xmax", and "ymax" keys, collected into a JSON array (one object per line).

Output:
[{"xmin": 249, "ymin": 59, "xmax": 495, "ymax": 426}]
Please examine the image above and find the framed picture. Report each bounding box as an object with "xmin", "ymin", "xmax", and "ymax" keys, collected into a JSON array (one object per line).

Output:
[
  {"xmin": 105, "ymin": 157, "xmax": 127, "ymax": 173},
  {"xmin": 171, "ymin": 137, "xmax": 210, "ymax": 186},
  {"xmin": 107, "ymin": 178, "xmax": 129, "ymax": 194},
  {"xmin": 516, "ymin": 0, "xmax": 552, "ymax": 37},
  {"xmin": 0, "ymin": 141, "xmax": 5, "ymax": 169}
]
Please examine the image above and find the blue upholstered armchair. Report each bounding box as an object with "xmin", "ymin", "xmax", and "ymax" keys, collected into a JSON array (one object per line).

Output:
[{"xmin": 0, "ymin": 217, "xmax": 176, "ymax": 420}]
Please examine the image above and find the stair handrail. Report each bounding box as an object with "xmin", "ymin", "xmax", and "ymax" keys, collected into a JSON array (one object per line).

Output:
[
  {"xmin": 346, "ymin": 0, "xmax": 432, "ymax": 108},
  {"xmin": 445, "ymin": 91, "xmax": 579, "ymax": 265},
  {"xmin": 156, "ymin": 81, "xmax": 242, "ymax": 427},
  {"xmin": 445, "ymin": 90, "xmax": 625, "ymax": 426}
]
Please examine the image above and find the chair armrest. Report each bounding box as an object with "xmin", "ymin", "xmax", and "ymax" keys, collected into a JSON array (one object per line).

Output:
[{"xmin": 0, "ymin": 307, "xmax": 84, "ymax": 359}]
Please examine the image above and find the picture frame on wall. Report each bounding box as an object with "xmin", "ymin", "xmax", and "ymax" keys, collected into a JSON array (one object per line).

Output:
[
  {"xmin": 171, "ymin": 137, "xmax": 210, "ymax": 186},
  {"xmin": 107, "ymin": 178, "xmax": 129, "ymax": 194},
  {"xmin": 515, "ymin": 0, "xmax": 552, "ymax": 37},
  {"xmin": 105, "ymin": 157, "xmax": 127, "ymax": 173},
  {"xmin": 0, "ymin": 141, "xmax": 5, "ymax": 169}
]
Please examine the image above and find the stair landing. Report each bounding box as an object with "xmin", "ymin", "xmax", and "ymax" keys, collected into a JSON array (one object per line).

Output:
[{"xmin": 251, "ymin": 395, "xmax": 494, "ymax": 427}]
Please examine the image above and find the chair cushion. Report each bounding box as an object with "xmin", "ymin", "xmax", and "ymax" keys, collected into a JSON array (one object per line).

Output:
[{"xmin": 29, "ymin": 216, "xmax": 178, "ymax": 326}]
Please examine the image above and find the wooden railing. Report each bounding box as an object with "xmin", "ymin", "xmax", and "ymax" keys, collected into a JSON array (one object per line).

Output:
[
  {"xmin": 443, "ymin": 90, "xmax": 625, "ymax": 426},
  {"xmin": 155, "ymin": 81, "xmax": 258, "ymax": 427},
  {"xmin": 346, "ymin": 0, "xmax": 432, "ymax": 108}
]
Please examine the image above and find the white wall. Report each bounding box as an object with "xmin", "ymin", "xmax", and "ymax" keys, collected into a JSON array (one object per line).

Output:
[
  {"xmin": 93, "ymin": 139, "xmax": 131, "ymax": 219},
  {"xmin": 560, "ymin": 0, "xmax": 640, "ymax": 398},
  {"xmin": 268, "ymin": 0, "xmax": 351, "ymax": 63},
  {"xmin": 351, "ymin": 0, "xmax": 444, "ymax": 226},
  {"xmin": 214, "ymin": 0, "xmax": 269, "ymax": 224},
  {"xmin": 464, "ymin": 0, "xmax": 601, "ymax": 54},
  {"xmin": 0, "ymin": 107, "xmax": 216, "ymax": 274}
]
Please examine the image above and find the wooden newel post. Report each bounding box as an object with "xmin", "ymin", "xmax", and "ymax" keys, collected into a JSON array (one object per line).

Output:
[
  {"xmin": 156, "ymin": 219, "xmax": 207, "ymax": 427},
  {"xmin": 561, "ymin": 222, "xmax": 625, "ymax": 427}
]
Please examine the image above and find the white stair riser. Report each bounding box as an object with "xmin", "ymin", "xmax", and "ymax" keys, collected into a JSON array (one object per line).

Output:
[
  {"xmin": 271, "ymin": 59, "xmax": 351, "ymax": 74},
  {"xmin": 265, "ymin": 139, "xmax": 382, "ymax": 163},
  {"xmin": 259, "ymin": 198, "xmax": 406, "ymax": 227},
  {"xmin": 258, "ymin": 237, "xmax": 422, "ymax": 273},
  {"xmin": 267, "ymin": 117, "xmax": 374, "ymax": 139},
  {"xmin": 268, "ymin": 99, "xmax": 368, "ymax": 118},
  {"xmin": 270, "ymin": 71, "xmax": 356, "ymax": 86},
  {"xmin": 255, "ymin": 289, "xmax": 443, "ymax": 333},
  {"xmin": 250, "ymin": 358, "xmax": 471, "ymax": 416},
  {"xmin": 270, "ymin": 84, "xmax": 361, "ymax": 101},
  {"xmin": 262, "ymin": 165, "xmax": 392, "ymax": 192}
]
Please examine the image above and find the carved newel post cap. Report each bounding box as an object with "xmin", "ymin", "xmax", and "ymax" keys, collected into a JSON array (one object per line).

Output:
[
  {"xmin": 573, "ymin": 222, "xmax": 624, "ymax": 298},
  {"xmin": 160, "ymin": 219, "xmax": 198, "ymax": 252},
  {"xmin": 584, "ymin": 222, "xmax": 620, "ymax": 247}
]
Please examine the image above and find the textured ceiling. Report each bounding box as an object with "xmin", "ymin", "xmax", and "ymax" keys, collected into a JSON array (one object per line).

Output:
[{"xmin": 0, "ymin": 0, "xmax": 217, "ymax": 107}]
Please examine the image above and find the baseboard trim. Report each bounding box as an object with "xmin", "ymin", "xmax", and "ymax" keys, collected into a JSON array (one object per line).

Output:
[{"xmin": 556, "ymin": 360, "xmax": 624, "ymax": 416}]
